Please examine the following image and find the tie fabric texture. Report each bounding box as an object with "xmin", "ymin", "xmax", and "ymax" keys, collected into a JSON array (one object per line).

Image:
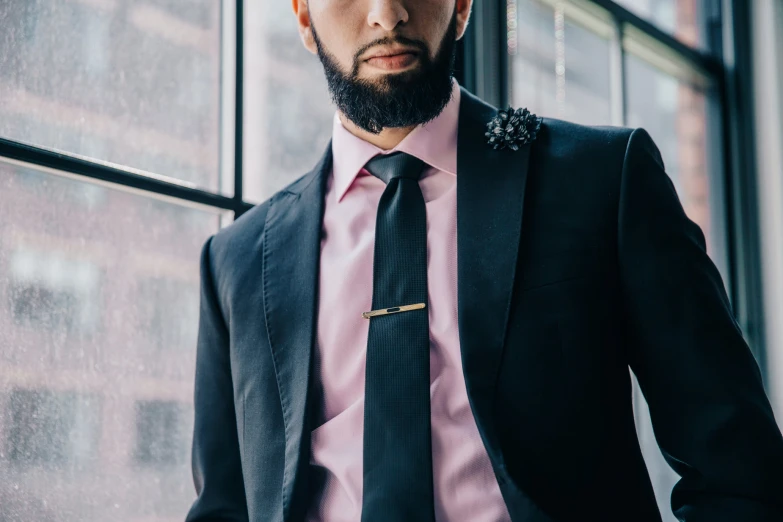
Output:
[{"xmin": 361, "ymin": 151, "xmax": 436, "ymax": 522}]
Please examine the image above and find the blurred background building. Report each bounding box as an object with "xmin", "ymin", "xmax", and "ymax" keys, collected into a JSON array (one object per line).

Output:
[{"xmin": 0, "ymin": 0, "xmax": 780, "ymax": 521}]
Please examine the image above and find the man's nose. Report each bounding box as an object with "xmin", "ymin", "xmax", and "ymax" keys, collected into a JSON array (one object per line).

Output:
[{"xmin": 366, "ymin": 0, "xmax": 409, "ymax": 31}]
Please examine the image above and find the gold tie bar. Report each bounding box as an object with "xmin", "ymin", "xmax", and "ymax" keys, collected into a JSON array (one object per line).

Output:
[{"xmin": 362, "ymin": 303, "xmax": 426, "ymax": 319}]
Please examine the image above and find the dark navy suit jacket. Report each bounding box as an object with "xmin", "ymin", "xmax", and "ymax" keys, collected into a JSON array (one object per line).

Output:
[{"xmin": 185, "ymin": 88, "xmax": 783, "ymax": 521}]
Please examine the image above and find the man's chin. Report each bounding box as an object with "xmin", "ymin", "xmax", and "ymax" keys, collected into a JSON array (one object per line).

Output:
[{"xmin": 360, "ymin": 74, "xmax": 433, "ymax": 99}]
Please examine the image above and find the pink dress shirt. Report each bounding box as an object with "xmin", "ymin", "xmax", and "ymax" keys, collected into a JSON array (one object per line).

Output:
[{"xmin": 308, "ymin": 80, "xmax": 511, "ymax": 522}]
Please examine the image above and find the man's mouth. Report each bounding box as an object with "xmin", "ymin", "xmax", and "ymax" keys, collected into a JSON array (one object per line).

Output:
[{"xmin": 365, "ymin": 52, "xmax": 419, "ymax": 71}]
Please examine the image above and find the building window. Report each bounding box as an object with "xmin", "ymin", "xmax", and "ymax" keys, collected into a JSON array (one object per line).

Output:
[
  {"xmin": 7, "ymin": 248, "xmax": 101, "ymax": 335},
  {"xmin": 4, "ymin": 388, "xmax": 100, "ymax": 469},
  {"xmin": 134, "ymin": 400, "xmax": 188, "ymax": 467},
  {"xmin": 137, "ymin": 276, "xmax": 200, "ymax": 356}
]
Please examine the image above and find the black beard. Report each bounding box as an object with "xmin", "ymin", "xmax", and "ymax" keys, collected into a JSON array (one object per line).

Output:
[{"xmin": 311, "ymin": 10, "xmax": 458, "ymax": 134}]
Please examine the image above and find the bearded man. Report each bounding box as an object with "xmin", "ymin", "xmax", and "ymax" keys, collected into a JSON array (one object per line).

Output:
[{"xmin": 185, "ymin": 0, "xmax": 783, "ymax": 521}]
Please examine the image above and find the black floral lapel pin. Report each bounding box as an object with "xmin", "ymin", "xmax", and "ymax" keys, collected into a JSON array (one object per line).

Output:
[{"xmin": 485, "ymin": 107, "xmax": 542, "ymax": 151}]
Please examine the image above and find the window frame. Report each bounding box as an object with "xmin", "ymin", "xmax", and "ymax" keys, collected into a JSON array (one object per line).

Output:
[{"xmin": 0, "ymin": 1, "xmax": 252, "ymax": 219}]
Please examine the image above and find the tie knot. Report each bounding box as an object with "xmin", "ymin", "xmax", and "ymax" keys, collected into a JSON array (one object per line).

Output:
[{"xmin": 364, "ymin": 151, "xmax": 427, "ymax": 185}]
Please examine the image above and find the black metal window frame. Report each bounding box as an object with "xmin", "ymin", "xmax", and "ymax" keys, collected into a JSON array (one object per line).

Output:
[
  {"xmin": 0, "ymin": 0, "xmax": 767, "ymax": 378},
  {"xmin": 0, "ymin": 1, "xmax": 253, "ymax": 219}
]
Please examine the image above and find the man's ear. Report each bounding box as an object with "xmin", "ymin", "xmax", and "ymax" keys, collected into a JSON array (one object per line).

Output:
[
  {"xmin": 455, "ymin": 0, "xmax": 473, "ymax": 40},
  {"xmin": 292, "ymin": 0, "xmax": 318, "ymax": 54}
]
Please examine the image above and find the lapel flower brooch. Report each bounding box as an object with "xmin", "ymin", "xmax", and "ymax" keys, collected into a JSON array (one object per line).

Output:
[{"xmin": 485, "ymin": 107, "xmax": 542, "ymax": 150}]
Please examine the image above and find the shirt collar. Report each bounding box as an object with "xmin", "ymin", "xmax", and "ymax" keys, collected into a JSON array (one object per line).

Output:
[{"xmin": 331, "ymin": 78, "xmax": 461, "ymax": 203}]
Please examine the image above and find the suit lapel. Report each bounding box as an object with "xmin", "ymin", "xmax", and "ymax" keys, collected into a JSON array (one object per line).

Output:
[
  {"xmin": 262, "ymin": 143, "xmax": 331, "ymax": 522},
  {"xmin": 456, "ymin": 88, "xmax": 531, "ymax": 474},
  {"xmin": 458, "ymin": 88, "xmax": 559, "ymax": 520}
]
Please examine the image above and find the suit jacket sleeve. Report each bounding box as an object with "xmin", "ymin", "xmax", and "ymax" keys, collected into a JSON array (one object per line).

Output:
[
  {"xmin": 617, "ymin": 128, "xmax": 783, "ymax": 521},
  {"xmin": 185, "ymin": 235, "xmax": 249, "ymax": 522}
]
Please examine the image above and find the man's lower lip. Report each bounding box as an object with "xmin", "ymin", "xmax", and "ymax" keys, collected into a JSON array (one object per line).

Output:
[{"xmin": 366, "ymin": 53, "xmax": 418, "ymax": 70}]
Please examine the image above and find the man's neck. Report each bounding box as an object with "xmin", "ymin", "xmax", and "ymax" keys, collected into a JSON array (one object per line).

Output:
[{"xmin": 337, "ymin": 112, "xmax": 416, "ymax": 151}]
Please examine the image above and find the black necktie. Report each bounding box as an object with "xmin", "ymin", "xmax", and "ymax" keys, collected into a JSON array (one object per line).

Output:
[{"xmin": 361, "ymin": 151, "xmax": 435, "ymax": 522}]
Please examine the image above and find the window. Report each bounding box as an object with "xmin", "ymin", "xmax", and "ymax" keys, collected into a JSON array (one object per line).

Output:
[
  {"xmin": 613, "ymin": 0, "xmax": 709, "ymax": 49},
  {"xmin": 625, "ymin": 47, "xmax": 727, "ymax": 267},
  {"xmin": 0, "ymin": 158, "xmax": 220, "ymax": 520},
  {"xmin": 243, "ymin": 0, "xmax": 333, "ymax": 202},
  {"xmin": 0, "ymin": 1, "xmax": 226, "ymax": 191},
  {"xmin": 4, "ymin": 388, "xmax": 100, "ymax": 468},
  {"xmin": 138, "ymin": 276, "xmax": 200, "ymax": 355},
  {"xmin": 134, "ymin": 400, "xmax": 189, "ymax": 467},
  {"xmin": 509, "ymin": 0, "xmax": 614, "ymax": 125},
  {"xmin": 8, "ymin": 248, "xmax": 101, "ymax": 335},
  {"xmin": 0, "ymin": 1, "xmax": 235, "ymax": 518}
]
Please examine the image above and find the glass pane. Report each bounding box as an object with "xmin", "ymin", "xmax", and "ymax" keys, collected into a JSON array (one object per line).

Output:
[
  {"xmin": 508, "ymin": 0, "xmax": 613, "ymax": 125},
  {"xmin": 0, "ymin": 158, "xmax": 221, "ymax": 521},
  {"xmin": 626, "ymin": 52, "xmax": 727, "ymax": 522},
  {"xmin": 626, "ymin": 54, "xmax": 725, "ymax": 265},
  {"xmin": 243, "ymin": 0, "xmax": 334, "ymax": 203},
  {"xmin": 615, "ymin": 0, "xmax": 707, "ymax": 50},
  {"xmin": 0, "ymin": 1, "xmax": 226, "ymax": 192}
]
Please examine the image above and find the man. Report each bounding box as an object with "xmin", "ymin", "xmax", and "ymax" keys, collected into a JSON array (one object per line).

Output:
[{"xmin": 185, "ymin": 0, "xmax": 783, "ymax": 520}]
